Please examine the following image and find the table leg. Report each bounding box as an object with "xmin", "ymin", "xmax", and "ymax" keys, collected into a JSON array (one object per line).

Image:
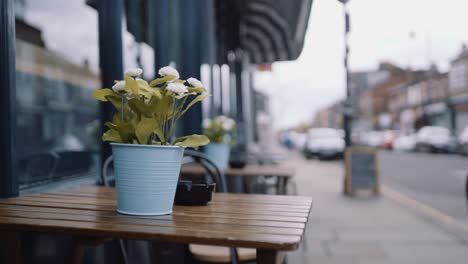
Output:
[
  {"xmin": 69, "ymin": 238, "xmax": 86, "ymax": 264},
  {"xmin": 257, "ymin": 249, "xmax": 286, "ymax": 264},
  {"xmin": 0, "ymin": 230, "xmax": 23, "ymax": 264},
  {"xmin": 277, "ymin": 177, "xmax": 287, "ymax": 195},
  {"xmin": 283, "ymin": 177, "xmax": 289, "ymax": 195},
  {"xmin": 69, "ymin": 236, "xmax": 111, "ymax": 264}
]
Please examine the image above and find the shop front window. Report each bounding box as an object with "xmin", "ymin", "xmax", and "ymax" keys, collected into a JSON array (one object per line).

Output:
[{"xmin": 15, "ymin": 0, "xmax": 101, "ymax": 190}]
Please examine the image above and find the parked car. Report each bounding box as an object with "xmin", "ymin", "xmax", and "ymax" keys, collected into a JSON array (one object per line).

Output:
[
  {"xmin": 393, "ymin": 134, "xmax": 416, "ymax": 152},
  {"xmin": 382, "ymin": 130, "xmax": 397, "ymax": 150},
  {"xmin": 415, "ymin": 126, "xmax": 458, "ymax": 153},
  {"xmin": 303, "ymin": 128, "xmax": 345, "ymax": 160},
  {"xmin": 361, "ymin": 131, "xmax": 387, "ymax": 148},
  {"xmin": 458, "ymin": 127, "xmax": 468, "ymax": 155},
  {"xmin": 291, "ymin": 132, "xmax": 307, "ymax": 150}
]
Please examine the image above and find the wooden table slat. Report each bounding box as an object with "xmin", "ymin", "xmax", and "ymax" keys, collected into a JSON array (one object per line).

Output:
[
  {"xmin": 0, "ymin": 209, "xmax": 304, "ymax": 236},
  {"xmin": 0, "ymin": 204, "xmax": 306, "ymax": 229},
  {"xmin": 181, "ymin": 164, "xmax": 295, "ymax": 178},
  {"xmin": 0, "ymin": 200, "xmax": 309, "ymax": 223},
  {"xmin": 25, "ymin": 195, "xmax": 312, "ymax": 214},
  {"xmin": 10, "ymin": 198, "xmax": 310, "ymax": 218},
  {"xmin": 69, "ymin": 187, "xmax": 312, "ymax": 204},
  {"xmin": 0, "ymin": 186, "xmax": 312, "ymax": 253},
  {"xmin": 0, "ymin": 216, "xmax": 301, "ymax": 250},
  {"xmin": 37, "ymin": 193, "xmax": 312, "ymax": 211}
]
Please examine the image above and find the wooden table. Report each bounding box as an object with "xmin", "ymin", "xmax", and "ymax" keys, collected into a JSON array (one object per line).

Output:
[
  {"xmin": 0, "ymin": 186, "xmax": 312, "ymax": 264},
  {"xmin": 181, "ymin": 164, "xmax": 296, "ymax": 194}
]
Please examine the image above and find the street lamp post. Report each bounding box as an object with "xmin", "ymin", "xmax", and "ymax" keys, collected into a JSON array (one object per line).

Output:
[{"xmin": 338, "ymin": 0, "xmax": 352, "ymax": 147}]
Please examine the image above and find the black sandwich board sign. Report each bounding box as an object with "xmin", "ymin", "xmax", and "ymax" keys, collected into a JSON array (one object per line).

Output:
[{"xmin": 344, "ymin": 147, "xmax": 380, "ymax": 195}]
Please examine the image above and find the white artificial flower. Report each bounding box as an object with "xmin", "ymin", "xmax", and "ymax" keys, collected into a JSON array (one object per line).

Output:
[
  {"xmin": 112, "ymin": 81, "xmax": 126, "ymax": 93},
  {"xmin": 202, "ymin": 118, "xmax": 211, "ymax": 129},
  {"xmin": 187, "ymin": 77, "xmax": 203, "ymax": 88},
  {"xmin": 167, "ymin": 82, "xmax": 188, "ymax": 96},
  {"xmin": 125, "ymin": 68, "xmax": 143, "ymax": 78},
  {"xmin": 158, "ymin": 66, "xmax": 180, "ymax": 80},
  {"xmin": 222, "ymin": 118, "xmax": 235, "ymax": 131},
  {"xmin": 215, "ymin": 115, "xmax": 227, "ymax": 123}
]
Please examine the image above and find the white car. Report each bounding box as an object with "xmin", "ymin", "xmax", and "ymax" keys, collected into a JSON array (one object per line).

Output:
[
  {"xmin": 303, "ymin": 128, "xmax": 345, "ymax": 160},
  {"xmin": 415, "ymin": 126, "xmax": 458, "ymax": 153},
  {"xmin": 393, "ymin": 134, "xmax": 416, "ymax": 152},
  {"xmin": 361, "ymin": 130, "xmax": 396, "ymax": 149}
]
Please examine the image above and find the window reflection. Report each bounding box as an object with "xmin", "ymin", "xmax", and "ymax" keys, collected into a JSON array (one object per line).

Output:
[{"xmin": 15, "ymin": 0, "xmax": 100, "ymax": 189}]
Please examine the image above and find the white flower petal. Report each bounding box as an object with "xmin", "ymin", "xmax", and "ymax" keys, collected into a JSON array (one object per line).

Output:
[
  {"xmin": 112, "ymin": 81, "xmax": 126, "ymax": 92},
  {"xmin": 167, "ymin": 82, "xmax": 188, "ymax": 96},
  {"xmin": 187, "ymin": 77, "xmax": 203, "ymax": 88},
  {"xmin": 202, "ymin": 118, "xmax": 211, "ymax": 129},
  {"xmin": 158, "ymin": 66, "xmax": 180, "ymax": 79},
  {"xmin": 125, "ymin": 68, "xmax": 143, "ymax": 77},
  {"xmin": 222, "ymin": 118, "xmax": 235, "ymax": 131}
]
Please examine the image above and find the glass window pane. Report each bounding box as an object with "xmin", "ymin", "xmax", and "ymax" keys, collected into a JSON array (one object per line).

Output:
[{"xmin": 15, "ymin": 0, "xmax": 100, "ymax": 190}]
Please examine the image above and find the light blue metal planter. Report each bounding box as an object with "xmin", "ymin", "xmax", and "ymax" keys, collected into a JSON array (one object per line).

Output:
[
  {"xmin": 204, "ymin": 143, "xmax": 231, "ymax": 170},
  {"xmin": 111, "ymin": 143, "xmax": 184, "ymax": 216}
]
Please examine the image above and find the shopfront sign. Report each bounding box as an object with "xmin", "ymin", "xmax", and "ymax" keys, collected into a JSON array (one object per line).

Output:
[{"xmin": 344, "ymin": 147, "xmax": 380, "ymax": 195}]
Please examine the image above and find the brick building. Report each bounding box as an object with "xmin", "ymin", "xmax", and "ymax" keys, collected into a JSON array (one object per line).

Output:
[
  {"xmin": 387, "ymin": 71, "xmax": 452, "ymax": 133},
  {"xmin": 351, "ymin": 62, "xmax": 408, "ymax": 132},
  {"xmin": 448, "ymin": 44, "xmax": 468, "ymax": 134}
]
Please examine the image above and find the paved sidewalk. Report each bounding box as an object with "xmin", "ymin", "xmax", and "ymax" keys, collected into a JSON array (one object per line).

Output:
[{"xmin": 282, "ymin": 150, "xmax": 468, "ymax": 264}]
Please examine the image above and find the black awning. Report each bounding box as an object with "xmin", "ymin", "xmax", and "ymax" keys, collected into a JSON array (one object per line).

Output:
[
  {"xmin": 217, "ymin": 0, "xmax": 313, "ymax": 64},
  {"xmin": 88, "ymin": 0, "xmax": 313, "ymax": 65}
]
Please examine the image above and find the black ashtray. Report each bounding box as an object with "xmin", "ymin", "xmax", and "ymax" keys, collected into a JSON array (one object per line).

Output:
[
  {"xmin": 229, "ymin": 160, "xmax": 246, "ymax": 168},
  {"xmin": 175, "ymin": 180, "xmax": 216, "ymax": 206}
]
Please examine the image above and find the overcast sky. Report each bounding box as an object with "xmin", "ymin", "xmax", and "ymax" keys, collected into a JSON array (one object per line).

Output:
[{"xmin": 255, "ymin": 0, "xmax": 468, "ymax": 129}]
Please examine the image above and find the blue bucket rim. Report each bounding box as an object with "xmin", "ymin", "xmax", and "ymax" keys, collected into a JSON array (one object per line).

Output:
[{"xmin": 110, "ymin": 143, "xmax": 184, "ymax": 149}]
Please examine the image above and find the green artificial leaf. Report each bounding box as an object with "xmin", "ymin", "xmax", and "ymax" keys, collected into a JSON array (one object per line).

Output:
[
  {"xmin": 149, "ymin": 75, "xmax": 175, "ymax": 87},
  {"xmin": 104, "ymin": 121, "xmax": 117, "ymax": 130},
  {"xmin": 106, "ymin": 94, "xmax": 125, "ymax": 109},
  {"xmin": 174, "ymin": 92, "xmax": 197, "ymax": 100},
  {"xmin": 135, "ymin": 117, "xmax": 157, "ymax": 144},
  {"xmin": 92, "ymin": 89, "xmax": 115, "ymax": 101},
  {"xmin": 156, "ymin": 94, "xmax": 174, "ymax": 116},
  {"xmin": 174, "ymin": 134, "xmax": 210, "ymax": 149},
  {"xmin": 112, "ymin": 113, "xmax": 124, "ymax": 124},
  {"xmin": 114, "ymin": 122, "xmax": 135, "ymax": 143},
  {"xmin": 179, "ymin": 94, "xmax": 209, "ymax": 116},
  {"xmin": 125, "ymin": 75, "xmax": 139, "ymax": 95},
  {"xmin": 153, "ymin": 125, "xmax": 165, "ymax": 142},
  {"xmin": 105, "ymin": 95, "xmax": 133, "ymax": 118},
  {"xmin": 188, "ymin": 87, "xmax": 206, "ymax": 93},
  {"xmin": 128, "ymin": 98, "xmax": 151, "ymax": 117},
  {"xmin": 137, "ymin": 79, "xmax": 162, "ymax": 99},
  {"xmin": 102, "ymin": 129, "xmax": 122, "ymax": 143}
]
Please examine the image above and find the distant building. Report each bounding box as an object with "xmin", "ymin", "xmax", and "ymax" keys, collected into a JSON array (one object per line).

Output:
[
  {"xmin": 350, "ymin": 62, "xmax": 407, "ymax": 132},
  {"xmin": 448, "ymin": 44, "xmax": 468, "ymax": 134},
  {"xmin": 387, "ymin": 71, "xmax": 452, "ymax": 133},
  {"xmin": 359, "ymin": 75, "xmax": 408, "ymax": 131},
  {"xmin": 311, "ymin": 101, "xmax": 343, "ymax": 129}
]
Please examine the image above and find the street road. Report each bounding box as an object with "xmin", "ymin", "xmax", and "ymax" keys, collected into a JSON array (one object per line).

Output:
[{"xmin": 380, "ymin": 151, "xmax": 468, "ymax": 226}]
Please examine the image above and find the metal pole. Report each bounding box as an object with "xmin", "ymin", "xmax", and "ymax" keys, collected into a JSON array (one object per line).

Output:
[
  {"xmin": 97, "ymin": 0, "xmax": 124, "ymax": 169},
  {"xmin": 150, "ymin": 0, "xmax": 170, "ymax": 71},
  {"xmin": 342, "ymin": 2, "xmax": 352, "ymax": 147},
  {"xmin": 179, "ymin": 0, "xmax": 203, "ymax": 135},
  {"xmin": 0, "ymin": 0, "xmax": 18, "ymax": 198}
]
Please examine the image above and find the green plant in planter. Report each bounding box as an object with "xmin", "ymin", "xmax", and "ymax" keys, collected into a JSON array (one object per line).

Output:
[
  {"xmin": 203, "ymin": 115, "xmax": 236, "ymax": 144},
  {"xmin": 92, "ymin": 67, "xmax": 210, "ymax": 148}
]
